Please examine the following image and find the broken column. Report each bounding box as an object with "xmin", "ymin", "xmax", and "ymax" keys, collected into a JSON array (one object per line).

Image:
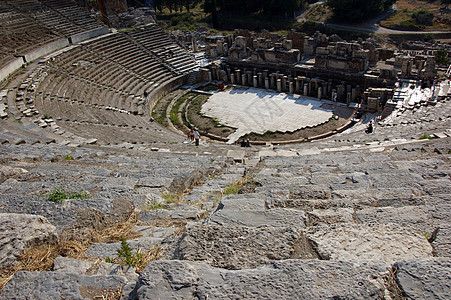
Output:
[
  {"xmin": 277, "ymin": 79, "xmax": 282, "ymax": 92},
  {"xmin": 270, "ymin": 74, "xmax": 276, "ymax": 89},
  {"xmin": 258, "ymin": 72, "xmax": 263, "ymax": 87},
  {"xmin": 351, "ymin": 88, "xmax": 357, "ymax": 102}
]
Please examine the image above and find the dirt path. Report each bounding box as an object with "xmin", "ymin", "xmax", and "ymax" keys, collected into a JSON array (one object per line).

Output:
[{"xmin": 297, "ymin": 3, "xmax": 451, "ymax": 35}]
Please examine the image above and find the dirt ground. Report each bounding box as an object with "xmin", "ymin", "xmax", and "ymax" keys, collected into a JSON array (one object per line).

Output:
[{"xmin": 186, "ymin": 93, "xmax": 237, "ymax": 138}]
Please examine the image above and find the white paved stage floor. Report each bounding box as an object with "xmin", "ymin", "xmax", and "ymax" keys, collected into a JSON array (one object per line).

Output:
[{"xmin": 201, "ymin": 87, "xmax": 333, "ymax": 143}]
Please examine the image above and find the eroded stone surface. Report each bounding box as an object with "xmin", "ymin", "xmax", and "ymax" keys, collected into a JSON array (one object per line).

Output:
[
  {"xmin": 164, "ymin": 224, "xmax": 301, "ymax": 269},
  {"xmin": 53, "ymin": 257, "xmax": 138, "ymax": 282},
  {"xmin": 129, "ymin": 259, "xmax": 389, "ymax": 299},
  {"xmin": 307, "ymin": 223, "xmax": 433, "ymax": 262},
  {"xmin": 0, "ymin": 213, "xmax": 57, "ymax": 268},
  {"xmin": 395, "ymin": 258, "xmax": 451, "ymax": 299},
  {"xmin": 0, "ymin": 271, "xmax": 128, "ymax": 299}
]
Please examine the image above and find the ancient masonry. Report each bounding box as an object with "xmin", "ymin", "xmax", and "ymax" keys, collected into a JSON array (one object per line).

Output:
[{"xmin": 0, "ymin": 0, "xmax": 450, "ymax": 299}]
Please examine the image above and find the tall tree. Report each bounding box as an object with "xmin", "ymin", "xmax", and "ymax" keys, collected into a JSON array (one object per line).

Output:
[
  {"xmin": 204, "ymin": 0, "xmax": 218, "ymax": 28},
  {"xmin": 327, "ymin": 0, "xmax": 395, "ymax": 23}
]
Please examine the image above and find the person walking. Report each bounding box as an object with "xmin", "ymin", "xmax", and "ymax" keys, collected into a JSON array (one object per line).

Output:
[{"xmin": 193, "ymin": 128, "xmax": 200, "ymax": 146}]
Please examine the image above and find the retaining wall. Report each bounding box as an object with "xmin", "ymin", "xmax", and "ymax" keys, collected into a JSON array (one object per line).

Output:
[
  {"xmin": 1, "ymin": 28, "xmax": 110, "ymax": 85},
  {"xmin": 0, "ymin": 57, "xmax": 24, "ymax": 84},
  {"xmin": 24, "ymin": 38, "xmax": 70, "ymax": 63},
  {"xmin": 70, "ymin": 27, "xmax": 109, "ymax": 44},
  {"xmin": 148, "ymin": 74, "xmax": 189, "ymax": 113}
]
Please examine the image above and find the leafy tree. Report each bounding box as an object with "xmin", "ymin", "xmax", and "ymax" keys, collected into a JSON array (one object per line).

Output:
[
  {"xmin": 204, "ymin": 0, "xmax": 219, "ymax": 28},
  {"xmin": 327, "ymin": 0, "xmax": 395, "ymax": 23},
  {"xmin": 435, "ymin": 48, "xmax": 449, "ymax": 65}
]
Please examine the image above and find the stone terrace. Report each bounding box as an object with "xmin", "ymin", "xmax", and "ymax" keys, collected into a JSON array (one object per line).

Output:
[
  {"xmin": 0, "ymin": 24, "xmax": 197, "ymax": 147},
  {"xmin": 0, "ymin": 0, "xmax": 102, "ymax": 66},
  {"xmin": 0, "ymin": 2, "xmax": 449, "ymax": 297},
  {"xmin": 0, "ymin": 131, "xmax": 449, "ymax": 298}
]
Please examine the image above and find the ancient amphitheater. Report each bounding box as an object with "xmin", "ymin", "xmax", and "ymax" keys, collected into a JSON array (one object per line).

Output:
[{"xmin": 0, "ymin": 0, "xmax": 450, "ymax": 299}]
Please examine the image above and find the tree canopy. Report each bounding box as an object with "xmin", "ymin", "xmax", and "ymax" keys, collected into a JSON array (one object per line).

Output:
[
  {"xmin": 150, "ymin": 0, "xmax": 303, "ymax": 16},
  {"xmin": 435, "ymin": 48, "xmax": 449, "ymax": 65},
  {"xmin": 213, "ymin": 0, "xmax": 303, "ymax": 15},
  {"xmin": 326, "ymin": 0, "xmax": 395, "ymax": 23}
]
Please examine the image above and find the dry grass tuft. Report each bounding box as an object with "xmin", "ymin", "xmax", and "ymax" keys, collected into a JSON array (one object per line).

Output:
[
  {"xmin": 385, "ymin": 266, "xmax": 405, "ymax": 300},
  {"xmin": 135, "ymin": 245, "xmax": 162, "ymax": 273},
  {"xmin": 0, "ymin": 240, "xmax": 88, "ymax": 292},
  {"xmin": 93, "ymin": 211, "xmax": 142, "ymax": 243},
  {"xmin": 0, "ymin": 211, "xmax": 144, "ymax": 293}
]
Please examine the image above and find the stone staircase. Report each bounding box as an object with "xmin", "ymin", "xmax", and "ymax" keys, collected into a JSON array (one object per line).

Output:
[{"xmin": 0, "ymin": 134, "xmax": 449, "ymax": 298}]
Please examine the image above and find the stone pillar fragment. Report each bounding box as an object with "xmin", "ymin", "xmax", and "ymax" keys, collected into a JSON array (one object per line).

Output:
[
  {"xmin": 277, "ymin": 79, "xmax": 282, "ymax": 92},
  {"xmin": 289, "ymin": 82, "xmax": 294, "ymax": 94},
  {"xmin": 265, "ymin": 77, "xmax": 270, "ymax": 89},
  {"xmin": 304, "ymin": 83, "xmax": 308, "ymax": 96},
  {"xmin": 253, "ymin": 75, "xmax": 258, "ymax": 88},
  {"xmin": 351, "ymin": 88, "xmax": 357, "ymax": 102},
  {"xmin": 337, "ymin": 85, "xmax": 344, "ymax": 98}
]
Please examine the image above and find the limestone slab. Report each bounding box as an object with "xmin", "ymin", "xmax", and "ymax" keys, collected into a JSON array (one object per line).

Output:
[
  {"xmin": 307, "ymin": 223, "xmax": 433, "ymax": 263},
  {"xmin": 0, "ymin": 271, "xmax": 127, "ymax": 299},
  {"xmin": 129, "ymin": 259, "xmax": 389, "ymax": 299},
  {"xmin": 0, "ymin": 213, "xmax": 57, "ymax": 268},
  {"xmin": 395, "ymin": 258, "xmax": 451, "ymax": 299}
]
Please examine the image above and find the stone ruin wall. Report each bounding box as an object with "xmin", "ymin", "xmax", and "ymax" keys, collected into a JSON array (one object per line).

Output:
[
  {"xmin": 171, "ymin": 29, "xmax": 450, "ymax": 111},
  {"xmin": 98, "ymin": 0, "xmax": 156, "ymax": 28}
]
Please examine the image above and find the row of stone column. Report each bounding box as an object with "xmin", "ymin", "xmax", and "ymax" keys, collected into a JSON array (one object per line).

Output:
[{"xmin": 209, "ymin": 66, "xmax": 362, "ymax": 103}]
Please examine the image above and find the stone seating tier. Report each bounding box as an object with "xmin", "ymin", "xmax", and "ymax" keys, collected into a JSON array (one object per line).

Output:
[
  {"xmin": 0, "ymin": 136, "xmax": 449, "ymax": 298},
  {"xmin": 0, "ymin": 0, "xmax": 103, "ymax": 69}
]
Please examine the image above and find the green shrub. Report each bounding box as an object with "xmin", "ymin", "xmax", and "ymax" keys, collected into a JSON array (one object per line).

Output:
[
  {"xmin": 46, "ymin": 188, "xmax": 90, "ymax": 203},
  {"xmin": 106, "ymin": 238, "xmax": 143, "ymax": 267},
  {"xmin": 64, "ymin": 154, "xmax": 73, "ymax": 160},
  {"xmin": 223, "ymin": 183, "xmax": 240, "ymax": 195},
  {"xmin": 146, "ymin": 200, "xmax": 169, "ymax": 210},
  {"xmin": 161, "ymin": 192, "xmax": 179, "ymax": 204},
  {"xmin": 419, "ymin": 133, "xmax": 434, "ymax": 140}
]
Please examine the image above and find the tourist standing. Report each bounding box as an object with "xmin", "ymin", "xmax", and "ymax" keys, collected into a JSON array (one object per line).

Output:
[
  {"xmin": 189, "ymin": 127, "xmax": 194, "ymax": 141},
  {"xmin": 143, "ymin": 91, "xmax": 148, "ymax": 104},
  {"xmin": 193, "ymin": 128, "xmax": 200, "ymax": 146},
  {"xmin": 365, "ymin": 121, "xmax": 373, "ymax": 134}
]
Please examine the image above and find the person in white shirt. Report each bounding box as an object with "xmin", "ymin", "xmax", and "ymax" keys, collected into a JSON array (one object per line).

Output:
[{"xmin": 193, "ymin": 128, "xmax": 200, "ymax": 146}]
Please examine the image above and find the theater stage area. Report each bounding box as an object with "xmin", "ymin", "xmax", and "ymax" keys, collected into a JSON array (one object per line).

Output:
[{"xmin": 201, "ymin": 87, "xmax": 334, "ymax": 143}]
